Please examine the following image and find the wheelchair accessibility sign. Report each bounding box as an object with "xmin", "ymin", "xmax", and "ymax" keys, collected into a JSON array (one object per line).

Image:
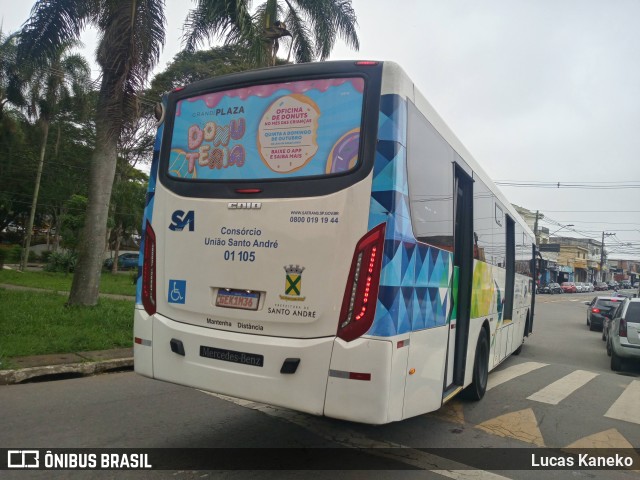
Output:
[{"xmin": 168, "ymin": 280, "xmax": 186, "ymax": 304}]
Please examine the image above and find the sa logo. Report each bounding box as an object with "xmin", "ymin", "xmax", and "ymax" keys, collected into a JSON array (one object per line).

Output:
[{"xmin": 169, "ymin": 210, "xmax": 195, "ymax": 231}]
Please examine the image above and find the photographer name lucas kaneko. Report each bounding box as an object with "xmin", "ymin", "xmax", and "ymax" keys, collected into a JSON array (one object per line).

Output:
[{"xmin": 531, "ymin": 453, "xmax": 635, "ymax": 468}]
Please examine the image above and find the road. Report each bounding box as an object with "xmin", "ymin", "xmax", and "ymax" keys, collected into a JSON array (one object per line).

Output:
[{"xmin": 1, "ymin": 291, "xmax": 639, "ymax": 479}]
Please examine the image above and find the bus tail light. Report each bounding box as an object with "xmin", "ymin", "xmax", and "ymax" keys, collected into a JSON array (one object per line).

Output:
[
  {"xmin": 619, "ymin": 317, "xmax": 627, "ymax": 337},
  {"xmin": 337, "ymin": 223, "xmax": 386, "ymax": 342},
  {"xmin": 142, "ymin": 221, "xmax": 157, "ymax": 315}
]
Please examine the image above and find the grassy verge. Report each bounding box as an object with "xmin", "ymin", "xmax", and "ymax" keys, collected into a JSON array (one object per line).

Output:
[
  {"xmin": 0, "ymin": 289, "xmax": 134, "ymax": 368},
  {"xmin": 0, "ymin": 269, "xmax": 136, "ymax": 296}
]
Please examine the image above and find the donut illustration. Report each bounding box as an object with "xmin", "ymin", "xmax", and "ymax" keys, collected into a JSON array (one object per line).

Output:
[{"xmin": 326, "ymin": 128, "xmax": 360, "ymax": 174}]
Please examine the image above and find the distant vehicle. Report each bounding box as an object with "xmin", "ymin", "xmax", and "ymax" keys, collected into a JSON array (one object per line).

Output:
[
  {"xmin": 619, "ymin": 280, "xmax": 631, "ymax": 290},
  {"xmin": 595, "ymin": 282, "xmax": 609, "ymax": 291},
  {"xmin": 104, "ymin": 252, "xmax": 139, "ymax": 270},
  {"xmin": 575, "ymin": 282, "xmax": 584, "ymax": 293},
  {"xmin": 608, "ymin": 281, "xmax": 619, "ymax": 290},
  {"xmin": 584, "ymin": 282, "xmax": 594, "ymax": 293},
  {"xmin": 544, "ymin": 282, "xmax": 563, "ymax": 294},
  {"xmin": 606, "ymin": 298, "xmax": 640, "ymax": 371},
  {"xmin": 561, "ymin": 282, "xmax": 577, "ymax": 293},
  {"xmin": 585, "ymin": 296, "xmax": 625, "ymax": 332}
]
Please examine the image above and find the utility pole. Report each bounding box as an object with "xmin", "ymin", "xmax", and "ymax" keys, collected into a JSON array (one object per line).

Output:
[
  {"xmin": 600, "ymin": 232, "xmax": 614, "ymax": 282},
  {"xmin": 533, "ymin": 210, "xmax": 539, "ymax": 244}
]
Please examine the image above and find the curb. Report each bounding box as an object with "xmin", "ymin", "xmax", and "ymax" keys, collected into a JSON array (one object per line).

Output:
[{"xmin": 0, "ymin": 358, "xmax": 133, "ymax": 385}]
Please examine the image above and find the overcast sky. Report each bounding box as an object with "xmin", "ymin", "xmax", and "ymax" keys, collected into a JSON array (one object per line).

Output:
[{"xmin": 3, "ymin": 0, "xmax": 639, "ymax": 259}]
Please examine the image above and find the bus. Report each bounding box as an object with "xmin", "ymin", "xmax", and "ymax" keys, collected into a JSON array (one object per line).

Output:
[{"xmin": 134, "ymin": 60, "xmax": 536, "ymax": 425}]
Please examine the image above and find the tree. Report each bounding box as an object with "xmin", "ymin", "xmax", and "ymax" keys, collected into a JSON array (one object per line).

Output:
[
  {"xmin": 17, "ymin": 0, "xmax": 166, "ymax": 305},
  {"xmin": 147, "ymin": 45, "xmax": 259, "ymax": 100},
  {"xmin": 0, "ymin": 30, "xmax": 20, "ymax": 119},
  {"xmin": 183, "ymin": 0, "xmax": 360, "ymax": 67},
  {"xmin": 108, "ymin": 168, "xmax": 147, "ymax": 273},
  {"xmin": 19, "ymin": 45, "xmax": 91, "ymax": 270}
]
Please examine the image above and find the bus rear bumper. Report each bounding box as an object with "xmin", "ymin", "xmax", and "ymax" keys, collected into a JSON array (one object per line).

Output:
[{"xmin": 135, "ymin": 309, "xmax": 334, "ymax": 416}]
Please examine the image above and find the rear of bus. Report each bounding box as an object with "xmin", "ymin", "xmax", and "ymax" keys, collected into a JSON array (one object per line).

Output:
[{"xmin": 134, "ymin": 61, "xmax": 394, "ymax": 422}]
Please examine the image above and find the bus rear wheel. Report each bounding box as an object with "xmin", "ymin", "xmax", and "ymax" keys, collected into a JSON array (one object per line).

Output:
[{"xmin": 461, "ymin": 328, "xmax": 489, "ymax": 401}]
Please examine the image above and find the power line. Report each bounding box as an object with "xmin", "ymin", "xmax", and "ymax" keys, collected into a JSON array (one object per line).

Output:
[{"xmin": 497, "ymin": 181, "xmax": 640, "ymax": 189}]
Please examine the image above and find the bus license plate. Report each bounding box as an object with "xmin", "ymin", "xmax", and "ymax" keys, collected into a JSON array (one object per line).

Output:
[{"xmin": 216, "ymin": 289, "xmax": 259, "ymax": 310}]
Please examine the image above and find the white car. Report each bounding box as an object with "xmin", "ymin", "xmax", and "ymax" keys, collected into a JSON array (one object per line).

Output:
[
  {"xmin": 584, "ymin": 282, "xmax": 594, "ymax": 293},
  {"xmin": 607, "ymin": 298, "xmax": 640, "ymax": 371},
  {"xmin": 575, "ymin": 282, "xmax": 584, "ymax": 293}
]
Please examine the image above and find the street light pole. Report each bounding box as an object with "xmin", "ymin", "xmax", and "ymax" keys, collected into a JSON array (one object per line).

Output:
[
  {"xmin": 549, "ymin": 224, "xmax": 574, "ymax": 236},
  {"xmin": 548, "ymin": 224, "xmax": 574, "ymax": 284},
  {"xmin": 600, "ymin": 232, "xmax": 615, "ymax": 282}
]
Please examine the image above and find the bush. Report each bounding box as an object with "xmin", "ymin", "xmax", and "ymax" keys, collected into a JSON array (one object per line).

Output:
[
  {"xmin": 40, "ymin": 250, "xmax": 53, "ymax": 263},
  {"xmin": 9, "ymin": 245, "xmax": 22, "ymax": 262},
  {"xmin": 45, "ymin": 251, "xmax": 77, "ymax": 274}
]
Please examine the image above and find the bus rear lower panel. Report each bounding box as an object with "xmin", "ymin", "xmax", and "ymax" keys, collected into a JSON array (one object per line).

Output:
[
  {"xmin": 137, "ymin": 308, "xmax": 333, "ymax": 416},
  {"xmin": 135, "ymin": 308, "xmax": 413, "ymax": 424}
]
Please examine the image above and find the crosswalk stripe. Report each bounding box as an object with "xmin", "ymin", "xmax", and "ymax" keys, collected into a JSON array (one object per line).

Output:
[
  {"xmin": 527, "ymin": 370, "xmax": 599, "ymax": 405},
  {"xmin": 487, "ymin": 361, "xmax": 548, "ymax": 391},
  {"xmin": 604, "ymin": 379, "xmax": 640, "ymax": 425}
]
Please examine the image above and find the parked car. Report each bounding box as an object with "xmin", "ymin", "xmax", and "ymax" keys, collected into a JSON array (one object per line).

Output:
[
  {"xmin": 561, "ymin": 282, "xmax": 577, "ymax": 293},
  {"xmin": 608, "ymin": 281, "xmax": 619, "ymax": 290},
  {"xmin": 585, "ymin": 296, "xmax": 625, "ymax": 332},
  {"xmin": 595, "ymin": 282, "xmax": 609, "ymax": 291},
  {"xmin": 619, "ymin": 280, "xmax": 632, "ymax": 290},
  {"xmin": 539, "ymin": 282, "xmax": 562, "ymax": 294},
  {"xmin": 548, "ymin": 282, "xmax": 563, "ymax": 294},
  {"xmin": 104, "ymin": 252, "xmax": 139, "ymax": 270},
  {"xmin": 575, "ymin": 282, "xmax": 584, "ymax": 293},
  {"xmin": 584, "ymin": 282, "xmax": 594, "ymax": 293},
  {"xmin": 606, "ymin": 298, "xmax": 640, "ymax": 371}
]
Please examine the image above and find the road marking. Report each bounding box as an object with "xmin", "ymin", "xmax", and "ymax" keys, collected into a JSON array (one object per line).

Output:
[
  {"xmin": 566, "ymin": 428, "xmax": 635, "ymax": 449},
  {"xmin": 605, "ymin": 379, "xmax": 640, "ymax": 425},
  {"xmin": 476, "ymin": 408, "xmax": 545, "ymax": 447},
  {"xmin": 201, "ymin": 391, "xmax": 512, "ymax": 480},
  {"xmin": 527, "ymin": 370, "xmax": 598, "ymax": 405},
  {"xmin": 486, "ymin": 362, "xmax": 548, "ymax": 391}
]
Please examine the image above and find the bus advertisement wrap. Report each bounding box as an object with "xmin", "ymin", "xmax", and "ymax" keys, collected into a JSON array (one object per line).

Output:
[{"xmin": 168, "ymin": 78, "xmax": 364, "ymax": 180}]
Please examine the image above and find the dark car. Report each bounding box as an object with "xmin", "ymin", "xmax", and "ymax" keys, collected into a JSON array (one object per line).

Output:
[
  {"xmin": 104, "ymin": 252, "xmax": 139, "ymax": 270},
  {"xmin": 608, "ymin": 281, "xmax": 619, "ymax": 290},
  {"xmin": 545, "ymin": 282, "xmax": 563, "ymax": 294},
  {"xmin": 619, "ymin": 280, "xmax": 632, "ymax": 290},
  {"xmin": 594, "ymin": 282, "xmax": 609, "ymax": 291},
  {"xmin": 585, "ymin": 296, "xmax": 625, "ymax": 332}
]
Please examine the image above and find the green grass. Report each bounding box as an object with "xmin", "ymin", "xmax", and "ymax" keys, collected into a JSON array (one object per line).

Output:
[
  {"xmin": 0, "ymin": 269, "xmax": 136, "ymax": 296},
  {"xmin": 0, "ymin": 289, "xmax": 134, "ymax": 365}
]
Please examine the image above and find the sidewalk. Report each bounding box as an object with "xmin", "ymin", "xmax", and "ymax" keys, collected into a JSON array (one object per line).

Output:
[{"xmin": 0, "ymin": 347, "xmax": 133, "ymax": 385}]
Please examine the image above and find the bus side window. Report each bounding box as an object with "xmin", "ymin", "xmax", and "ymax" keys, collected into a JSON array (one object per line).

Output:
[{"xmin": 406, "ymin": 102, "xmax": 454, "ymax": 250}]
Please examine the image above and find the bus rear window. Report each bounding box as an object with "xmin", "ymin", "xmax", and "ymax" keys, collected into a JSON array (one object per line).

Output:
[{"xmin": 167, "ymin": 77, "xmax": 365, "ymax": 181}]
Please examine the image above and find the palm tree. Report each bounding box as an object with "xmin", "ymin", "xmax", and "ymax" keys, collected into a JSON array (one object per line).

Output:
[
  {"xmin": 183, "ymin": 0, "xmax": 360, "ymax": 67},
  {"xmin": 0, "ymin": 30, "xmax": 21, "ymax": 119},
  {"xmin": 17, "ymin": 0, "xmax": 166, "ymax": 305},
  {"xmin": 19, "ymin": 44, "xmax": 91, "ymax": 271}
]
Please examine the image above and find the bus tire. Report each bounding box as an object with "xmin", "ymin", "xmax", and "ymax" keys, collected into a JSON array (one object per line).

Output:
[{"xmin": 461, "ymin": 328, "xmax": 489, "ymax": 401}]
